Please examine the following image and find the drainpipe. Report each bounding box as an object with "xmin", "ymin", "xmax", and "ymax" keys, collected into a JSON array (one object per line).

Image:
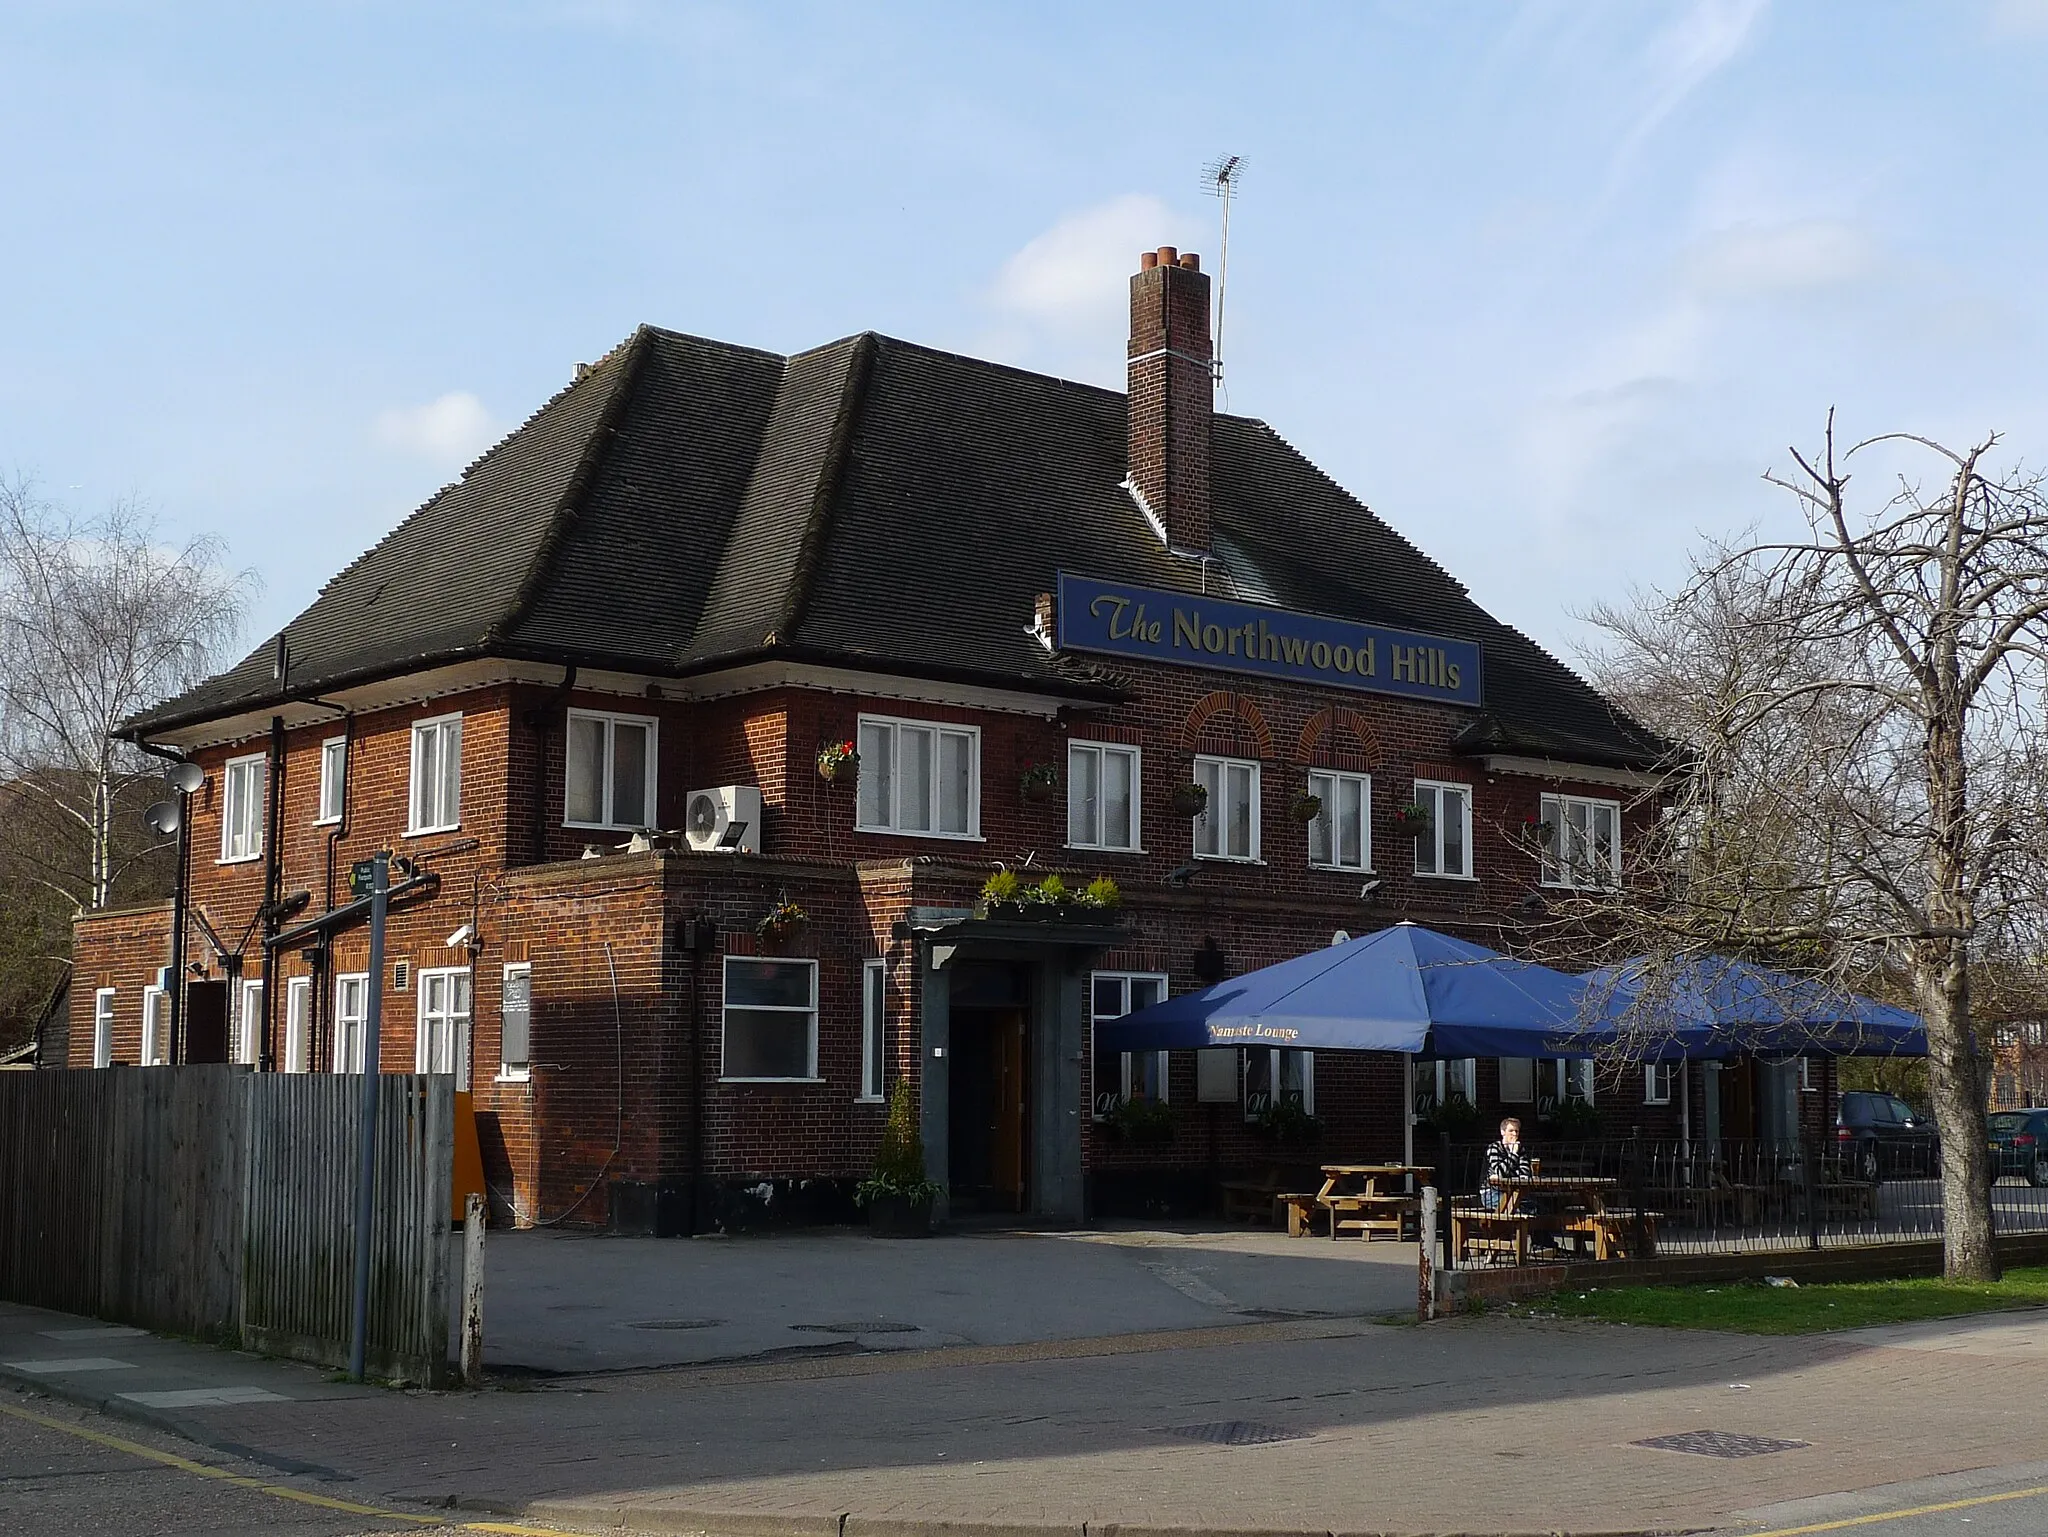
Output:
[
  {"xmin": 523, "ymin": 665, "xmax": 578, "ymax": 863},
  {"xmin": 135, "ymin": 739, "xmax": 196, "ymax": 1063},
  {"xmin": 259, "ymin": 713, "xmax": 285, "ymax": 1070}
]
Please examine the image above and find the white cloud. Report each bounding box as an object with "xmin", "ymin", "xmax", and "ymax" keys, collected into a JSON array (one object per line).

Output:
[
  {"xmin": 974, "ymin": 194, "xmax": 1188, "ymax": 384},
  {"xmin": 1609, "ymin": 0, "xmax": 1770, "ymax": 185},
  {"xmin": 372, "ymin": 392, "xmax": 502, "ymax": 469},
  {"xmin": 1684, "ymin": 218, "xmax": 1876, "ymax": 296}
]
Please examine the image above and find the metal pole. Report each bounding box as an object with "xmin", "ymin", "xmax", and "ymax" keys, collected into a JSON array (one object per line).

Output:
[{"xmin": 348, "ymin": 851, "xmax": 388, "ymax": 1382}]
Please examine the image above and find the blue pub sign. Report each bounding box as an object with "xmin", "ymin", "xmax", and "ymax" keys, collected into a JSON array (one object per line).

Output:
[{"xmin": 1054, "ymin": 571, "xmax": 1483, "ymax": 708}]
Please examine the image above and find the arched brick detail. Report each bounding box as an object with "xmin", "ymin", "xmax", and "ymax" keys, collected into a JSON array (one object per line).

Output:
[
  {"xmin": 1179, "ymin": 690, "xmax": 1275, "ymax": 760},
  {"xmin": 1295, "ymin": 705, "xmax": 1383, "ymax": 770}
]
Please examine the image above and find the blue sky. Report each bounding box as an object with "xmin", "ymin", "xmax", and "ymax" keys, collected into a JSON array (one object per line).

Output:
[{"xmin": 6, "ymin": 1, "xmax": 2048, "ymax": 664}]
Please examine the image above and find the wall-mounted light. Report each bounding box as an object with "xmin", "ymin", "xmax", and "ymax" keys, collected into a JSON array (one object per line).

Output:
[
  {"xmin": 1166, "ymin": 862, "xmax": 1200, "ymax": 888},
  {"xmin": 1358, "ymin": 878, "xmax": 1384, "ymax": 901}
]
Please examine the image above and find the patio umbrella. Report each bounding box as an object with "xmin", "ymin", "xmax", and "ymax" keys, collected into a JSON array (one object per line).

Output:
[
  {"xmin": 1091, "ymin": 922, "xmax": 1597, "ymax": 1058},
  {"xmin": 1579, "ymin": 955, "xmax": 1926, "ymax": 1060}
]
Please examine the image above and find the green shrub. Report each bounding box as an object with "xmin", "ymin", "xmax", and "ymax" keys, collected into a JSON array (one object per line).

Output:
[{"xmin": 857, "ymin": 1079, "xmax": 942, "ymax": 1205}]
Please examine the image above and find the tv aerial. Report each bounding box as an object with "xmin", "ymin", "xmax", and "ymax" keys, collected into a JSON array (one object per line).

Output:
[{"xmin": 1201, "ymin": 154, "xmax": 1246, "ymax": 388}]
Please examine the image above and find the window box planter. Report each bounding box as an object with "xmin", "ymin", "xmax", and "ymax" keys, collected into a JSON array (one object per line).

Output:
[{"xmin": 1171, "ymin": 783, "xmax": 1209, "ymax": 818}]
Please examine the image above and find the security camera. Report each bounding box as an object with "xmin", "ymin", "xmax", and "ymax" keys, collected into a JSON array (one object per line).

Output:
[
  {"xmin": 1358, "ymin": 878, "xmax": 1384, "ymax": 899},
  {"xmin": 445, "ymin": 923, "xmax": 476, "ymax": 949}
]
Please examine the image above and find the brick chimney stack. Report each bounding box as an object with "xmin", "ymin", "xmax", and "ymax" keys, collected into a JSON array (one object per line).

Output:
[{"xmin": 1127, "ymin": 246, "xmax": 1213, "ymax": 553}]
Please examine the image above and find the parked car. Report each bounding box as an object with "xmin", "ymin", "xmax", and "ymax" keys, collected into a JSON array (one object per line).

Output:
[
  {"xmin": 1988, "ymin": 1109, "xmax": 2048, "ymax": 1187},
  {"xmin": 1835, "ymin": 1090, "xmax": 1939, "ymax": 1180}
]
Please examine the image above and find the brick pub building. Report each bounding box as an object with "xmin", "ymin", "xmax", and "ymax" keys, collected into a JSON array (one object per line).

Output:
[{"xmin": 71, "ymin": 247, "xmax": 1766, "ymax": 1232}]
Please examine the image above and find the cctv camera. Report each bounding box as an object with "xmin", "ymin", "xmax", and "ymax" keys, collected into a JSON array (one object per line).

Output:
[
  {"xmin": 445, "ymin": 923, "xmax": 476, "ymax": 949},
  {"xmin": 1358, "ymin": 878, "xmax": 1384, "ymax": 899}
]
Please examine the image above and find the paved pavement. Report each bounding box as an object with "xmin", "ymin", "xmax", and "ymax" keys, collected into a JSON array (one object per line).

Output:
[
  {"xmin": 474, "ymin": 1223, "xmax": 1421, "ymax": 1373},
  {"xmin": 11, "ymin": 1236, "xmax": 2048, "ymax": 1536}
]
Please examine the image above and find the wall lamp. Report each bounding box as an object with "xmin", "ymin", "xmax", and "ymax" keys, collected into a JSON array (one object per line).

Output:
[
  {"xmin": 1166, "ymin": 863, "xmax": 1200, "ymax": 888},
  {"xmin": 1358, "ymin": 877, "xmax": 1384, "ymax": 901}
]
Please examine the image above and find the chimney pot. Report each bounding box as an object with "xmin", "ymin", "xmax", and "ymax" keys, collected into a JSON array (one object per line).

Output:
[
  {"xmin": 1157, "ymin": 246, "xmax": 1178, "ymax": 266},
  {"xmin": 1139, "ymin": 250, "xmax": 1159, "ymax": 271},
  {"xmin": 1179, "ymin": 253, "xmax": 1200, "ymax": 271}
]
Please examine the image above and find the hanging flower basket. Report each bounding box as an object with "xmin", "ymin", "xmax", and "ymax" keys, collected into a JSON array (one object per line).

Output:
[
  {"xmin": 1171, "ymin": 782, "xmax": 1209, "ymax": 818},
  {"xmin": 1522, "ymin": 817, "xmax": 1555, "ymax": 844},
  {"xmin": 1289, "ymin": 790, "xmax": 1324, "ymax": 825},
  {"xmin": 1392, "ymin": 804, "xmax": 1433, "ymax": 836},
  {"xmin": 756, "ymin": 899, "xmax": 809, "ymax": 949},
  {"xmin": 1019, "ymin": 762, "xmax": 1060, "ymax": 804},
  {"xmin": 817, "ymin": 740, "xmax": 858, "ymax": 785}
]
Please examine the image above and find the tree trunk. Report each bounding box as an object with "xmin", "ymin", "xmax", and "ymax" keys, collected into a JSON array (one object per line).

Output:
[{"xmin": 1919, "ymin": 947, "xmax": 1996, "ymax": 1280}]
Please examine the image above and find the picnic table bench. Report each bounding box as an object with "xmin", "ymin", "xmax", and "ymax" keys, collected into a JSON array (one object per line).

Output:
[
  {"xmin": 1316, "ymin": 1163, "xmax": 1430, "ymax": 1242},
  {"xmin": 1454, "ymin": 1176, "xmax": 1663, "ymax": 1264},
  {"xmin": 1221, "ymin": 1168, "xmax": 1325, "ymax": 1232}
]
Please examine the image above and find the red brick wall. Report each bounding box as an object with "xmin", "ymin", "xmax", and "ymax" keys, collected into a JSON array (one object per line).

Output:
[{"xmin": 67, "ymin": 903, "xmax": 173, "ymax": 1065}]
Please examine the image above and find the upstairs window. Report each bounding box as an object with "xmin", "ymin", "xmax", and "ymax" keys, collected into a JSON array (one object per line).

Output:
[
  {"xmin": 408, "ymin": 714, "xmax": 463, "ymax": 835},
  {"xmin": 856, "ymin": 716, "xmax": 978, "ymax": 838},
  {"xmin": 1193, "ymin": 755, "xmax": 1260, "ymax": 861},
  {"xmin": 1068, "ymin": 741, "xmax": 1140, "ymax": 851},
  {"xmin": 220, "ymin": 753, "xmax": 265, "ymax": 862},
  {"xmin": 1411, "ymin": 780, "xmax": 1472, "ymax": 879},
  {"xmin": 317, "ymin": 737, "xmax": 346, "ymax": 825},
  {"xmin": 566, "ymin": 709, "xmax": 657, "ymax": 830},
  {"xmin": 1307, "ymin": 769, "xmax": 1371, "ymax": 871},
  {"xmin": 1540, "ymin": 793, "xmax": 1621, "ymax": 889}
]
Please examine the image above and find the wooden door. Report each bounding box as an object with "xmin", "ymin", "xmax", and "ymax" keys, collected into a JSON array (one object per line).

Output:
[{"xmin": 992, "ymin": 1007, "xmax": 1028, "ymax": 1210}]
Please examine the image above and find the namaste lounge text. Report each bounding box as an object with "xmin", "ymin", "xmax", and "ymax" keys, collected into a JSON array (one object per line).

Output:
[{"xmin": 1055, "ymin": 572, "xmax": 1483, "ymax": 707}]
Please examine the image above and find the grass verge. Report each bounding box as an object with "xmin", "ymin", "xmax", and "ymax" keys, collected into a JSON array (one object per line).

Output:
[{"xmin": 1518, "ymin": 1265, "xmax": 2048, "ymax": 1334}]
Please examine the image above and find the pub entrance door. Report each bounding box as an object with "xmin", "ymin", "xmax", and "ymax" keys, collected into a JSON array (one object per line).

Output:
[{"xmin": 947, "ymin": 962, "xmax": 1031, "ymax": 1214}]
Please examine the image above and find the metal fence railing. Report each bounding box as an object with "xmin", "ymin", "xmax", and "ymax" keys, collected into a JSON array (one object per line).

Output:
[{"xmin": 1424, "ymin": 1136, "xmax": 2048, "ymax": 1267}]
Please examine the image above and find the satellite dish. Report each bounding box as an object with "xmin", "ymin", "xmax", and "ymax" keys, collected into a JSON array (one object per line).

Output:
[
  {"xmin": 144, "ymin": 799, "xmax": 181, "ymax": 836},
  {"xmin": 687, "ymin": 793, "xmax": 719, "ymax": 838},
  {"xmin": 168, "ymin": 762, "xmax": 205, "ymax": 794}
]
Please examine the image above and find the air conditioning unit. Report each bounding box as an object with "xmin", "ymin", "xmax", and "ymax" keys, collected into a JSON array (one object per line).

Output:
[{"xmin": 684, "ymin": 785, "xmax": 762, "ymax": 854}]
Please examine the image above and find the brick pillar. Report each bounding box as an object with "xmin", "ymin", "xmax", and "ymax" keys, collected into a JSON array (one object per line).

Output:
[{"xmin": 1127, "ymin": 247, "xmax": 1213, "ymax": 554}]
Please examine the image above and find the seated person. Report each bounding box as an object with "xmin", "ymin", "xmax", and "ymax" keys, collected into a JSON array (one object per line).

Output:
[{"xmin": 1481, "ymin": 1116, "xmax": 1534, "ymax": 1212}]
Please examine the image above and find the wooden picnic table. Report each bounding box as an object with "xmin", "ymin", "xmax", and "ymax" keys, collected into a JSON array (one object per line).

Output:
[
  {"xmin": 1312, "ymin": 1163, "xmax": 1432, "ymax": 1242},
  {"xmin": 1454, "ymin": 1174, "xmax": 1661, "ymax": 1264}
]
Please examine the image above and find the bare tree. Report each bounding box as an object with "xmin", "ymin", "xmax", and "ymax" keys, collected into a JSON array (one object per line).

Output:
[
  {"xmin": 0, "ymin": 478, "xmax": 255, "ymax": 915},
  {"xmin": 1564, "ymin": 418, "xmax": 2048, "ymax": 1281}
]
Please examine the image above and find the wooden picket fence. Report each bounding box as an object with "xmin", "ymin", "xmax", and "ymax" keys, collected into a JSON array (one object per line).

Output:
[{"xmin": 0, "ymin": 1067, "xmax": 452, "ymax": 1384}]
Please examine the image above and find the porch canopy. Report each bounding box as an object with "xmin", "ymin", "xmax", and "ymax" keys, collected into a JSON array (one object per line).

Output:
[
  {"xmin": 1092, "ymin": 922, "xmax": 1596, "ymax": 1059},
  {"xmin": 1578, "ymin": 955, "xmax": 1926, "ymax": 1060}
]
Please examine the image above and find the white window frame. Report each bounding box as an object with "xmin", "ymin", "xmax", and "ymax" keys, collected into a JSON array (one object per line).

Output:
[
  {"xmin": 1411, "ymin": 779, "xmax": 1474, "ymax": 879},
  {"xmin": 854, "ymin": 714, "xmax": 981, "ymax": 840},
  {"xmin": 416, "ymin": 966, "xmax": 472, "ymax": 1086},
  {"xmin": 1067, "ymin": 740, "xmax": 1143, "ymax": 853},
  {"xmin": 563, "ymin": 708, "xmax": 660, "ymax": 831},
  {"xmin": 1242, "ymin": 1046, "xmax": 1315, "ymax": 1120},
  {"xmin": 1090, "ymin": 971, "xmax": 1169, "ymax": 1117},
  {"xmin": 859, "ymin": 959, "xmax": 887, "ymax": 1102},
  {"xmin": 499, "ymin": 962, "xmax": 532, "ymax": 1083},
  {"xmin": 1193, "ymin": 754, "xmax": 1261, "ymax": 863},
  {"xmin": 1433, "ymin": 1057, "xmax": 1477, "ymax": 1105},
  {"xmin": 720, "ymin": 956, "xmax": 820, "ymax": 1083},
  {"xmin": 316, "ymin": 736, "xmax": 346, "ymax": 825},
  {"xmin": 1539, "ymin": 792, "xmax": 1621, "ymax": 890},
  {"xmin": 1552, "ymin": 1058, "xmax": 1595, "ymax": 1104},
  {"xmin": 334, "ymin": 973, "xmax": 369, "ymax": 1073},
  {"xmin": 141, "ymin": 980, "xmax": 169, "ymax": 1067},
  {"xmin": 282, "ymin": 975, "xmax": 312, "ymax": 1073},
  {"xmin": 1644, "ymin": 1061, "xmax": 1675, "ymax": 1105},
  {"xmin": 219, "ymin": 753, "xmax": 266, "ymax": 863},
  {"xmin": 92, "ymin": 987, "xmax": 115, "ymax": 1068},
  {"xmin": 407, "ymin": 712, "xmax": 464, "ymax": 836},
  {"xmin": 236, "ymin": 978, "xmax": 263, "ymax": 1067},
  {"xmin": 1308, "ymin": 768, "xmax": 1373, "ymax": 872}
]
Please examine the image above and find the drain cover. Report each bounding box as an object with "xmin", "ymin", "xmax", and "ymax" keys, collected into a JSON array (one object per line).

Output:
[
  {"xmin": 789, "ymin": 1321, "xmax": 921, "ymax": 1334},
  {"xmin": 1154, "ymin": 1421, "xmax": 1308, "ymax": 1447},
  {"xmin": 623, "ymin": 1319, "xmax": 723, "ymax": 1331},
  {"xmin": 1633, "ymin": 1431, "xmax": 1810, "ymax": 1458}
]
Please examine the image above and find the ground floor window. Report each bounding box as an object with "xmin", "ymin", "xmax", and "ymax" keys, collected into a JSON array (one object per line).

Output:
[
  {"xmin": 860, "ymin": 959, "xmax": 886, "ymax": 1101},
  {"xmin": 500, "ymin": 964, "xmax": 531, "ymax": 1081},
  {"xmin": 1090, "ymin": 971, "xmax": 1168, "ymax": 1114},
  {"xmin": 236, "ymin": 979, "xmax": 263, "ymax": 1066},
  {"xmin": 142, "ymin": 981, "xmax": 169, "ymax": 1067},
  {"xmin": 281, "ymin": 977, "xmax": 312, "ymax": 1073},
  {"xmin": 1644, "ymin": 1061, "xmax": 1675, "ymax": 1105},
  {"xmin": 722, "ymin": 957, "xmax": 818, "ymax": 1081},
  {"xmin": 1243, "ymin": 1048, "xmax": 1314, "ymax": 1120},
  {"xmin": 417, "ymin": 967, "xmax": 471, "ymax": 1083},
  {"xmin": 1498, "ymin": 1057, "xmax": 1537, "ymax": 1104},
  {"xmin": 93, "ymin": 987, "xmax": 115, "ymax": 1068},
  {"xmin": 334, "ymin": 973, "xmax": 368, "ymax": 1073}
]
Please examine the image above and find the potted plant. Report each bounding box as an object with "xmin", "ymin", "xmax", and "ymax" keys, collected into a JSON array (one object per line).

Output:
[
  {"xmin": 1289, "ymin": 789, "xmax": 1324, "ymax": 825},
  {"xmin": 755, "ymin": 898, "xmax": 809, "ymax": 949},
  {"xmin": 1080, "ymin": 875, "xmax": 1122, "ymax": 912},
  {"xmin": 816, "ymin": 739, "xmax": 858, "ymax": 785},
  {"xmin": 1171, "ymin": 781, "xmax": 1209, "ymax": 817},
  {"xmin": 978, "ymin": 868, "xmax": 1025, "ymax": 918},
  {"xmin": 857, "ymin": 1079, "xmax": 942, "ymax": 1237},
  {"xmin": 1434, "ymin": 1089, "xmax": 1483, "ymax": 1142},
  {"xmin": 1101, "ymin": 1095, "xmax": 1175, "ymax": 1145},
  {"xmin": 1522, "ymin": 816, "xmax": 1555, "ymax": 844},
  {"xmin": 1252, "ymin": 1097, "xmax": 1323, "ymax": 1145},
  {"xmin": 1019, "ymin": 761, "xmax": 1060, "ymax": 804},
  {"xmin": 1544, "ymin": 1093, "xmax": 1601, "ymax": 1139},
  {"xmin": 1020, "ymin": 873, "xmax": 1070, "ymax": 917},
  {"xmin": 1392, "ymin": 803, "xmax": 1433, "ymax": 836}
]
